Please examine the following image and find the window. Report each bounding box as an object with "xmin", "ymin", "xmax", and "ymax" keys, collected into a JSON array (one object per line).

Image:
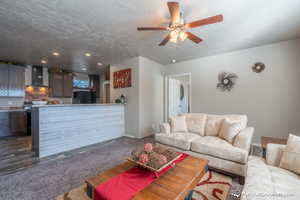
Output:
[{"xmin": 73, "ymin": 80, "xmax": 89, "ymax": 88}]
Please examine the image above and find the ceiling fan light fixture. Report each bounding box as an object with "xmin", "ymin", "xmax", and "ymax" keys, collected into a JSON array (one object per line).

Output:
[
  {"xmin": 170, "ymin": 30, "xmax": 179, "ymax": 43},
  {"xmin": 179, "ymin": 31, "xmax": 187, "ymax": 41},
  {"xmin": 136, "ymin": 2, "xmax": 223, "ymax": 46}
]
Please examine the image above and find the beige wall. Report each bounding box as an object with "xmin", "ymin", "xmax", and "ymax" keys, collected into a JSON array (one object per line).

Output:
[
  {"xmin": 165, "ymin": 39, "xmax": 300, "ymax": 143},
  {"xmin": 110, "ymin": 56, "xmax": 165, "ymax": 138},
  {"xmin": 110, "ymin": 57, "xmax": 140, "ymax": 138},
  {"xmin": 139, "ymin": 56, "xmax": 165, "ymax": 138}
]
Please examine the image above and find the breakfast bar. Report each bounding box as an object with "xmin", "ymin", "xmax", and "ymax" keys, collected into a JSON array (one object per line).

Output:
[{"xmin": 31, "ymin": 104, "xmax": 125, "ymax": 158}]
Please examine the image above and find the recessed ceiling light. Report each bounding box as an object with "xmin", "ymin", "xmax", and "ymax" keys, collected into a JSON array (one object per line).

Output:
[
  {"xmin": 52, "ymin": 52, "xmax": 60, "ymax": 56},
  {"xmin": 85, "ymin": 53, "xmax": 91, "ymax": 57},
  {"xmin": 97, "ymin": 62, "xmax": 103, "ymax": 66},
  {"xmin": 172, "ymin": 59, "xmax": 176, "ymax": 63},
  {"xmin": 81, "ymin": 67, "xmax": 87, "ymax": 71},
  {"xmin": 41, "ymin": 60, "xmax": 47, "ymax": 64}
]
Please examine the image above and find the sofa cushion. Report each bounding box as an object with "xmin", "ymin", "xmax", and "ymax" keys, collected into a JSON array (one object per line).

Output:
[
  {"xmin": 241, "ymin": 156, "xmax": 300, "ymax": 200},
  {"xmin": 266, "ymin": 143, "xmax": 285, "ymax": 167},
  {"xmin": 155, "ymin": 132, "xmax": 201, "ymax": 150},
  {"xmin": 224, "ymin": 115, "xmax": 248, "ymax": 129},
  {"xmin": 183, "ymin": 113, "xmax": 207, "ymax": 136},
  {"xmin": 241, "ymin": 156, "xmax": 274, "ymax": 200},
  {"xmin": 219, "ymin": 119, "xmax": 242, "ymax": 143},
  {"xmin": 280, "ymin": 134, "xmax": 300, "ymax": 175},
  {"xmin": 191, "ymin": 136, "xmax": 248, "ymax": 164},
  {"xmin": 268, "ymin": 165, "xmax": 300, "ymax": 199},
  {"xmin": 205, "ymin": 115, "xmax": 224, "ymax": 136},
  {"xmin": 170, "ymin": 115, "xmax": 188, "ymax": 132}
]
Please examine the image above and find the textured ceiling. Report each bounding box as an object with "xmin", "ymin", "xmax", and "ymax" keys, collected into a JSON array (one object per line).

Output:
[{"xmin": 0, "ymin": 0, "xmax": 300, "ymax": 73}]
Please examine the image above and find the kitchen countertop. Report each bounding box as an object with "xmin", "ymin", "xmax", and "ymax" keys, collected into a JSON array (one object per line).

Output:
[
  {"xmin": 31, "ymin": 103, "xmax": 124, "ymax": 108},
  {"xmin": 0, "ymin": 104, "xmax": 124, "ymax": 112},
  {"xmin": 0, "ymin": 107, "xmax": 26, "ymax": 112}
]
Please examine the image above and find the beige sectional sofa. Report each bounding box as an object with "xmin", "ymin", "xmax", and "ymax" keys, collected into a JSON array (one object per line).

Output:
[
  {"xmin": 155, "ymin": 113, "xmax": 254, "ymax": 179},
  {"xmin": 241, "ymin": 143, "xmax": 300, "ymax": 200}
]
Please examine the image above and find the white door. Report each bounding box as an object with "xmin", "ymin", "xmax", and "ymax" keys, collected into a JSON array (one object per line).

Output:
[
  {"xmin": 179, "ymin": 82, "xmax": 189, "ymax": 113},
  {"xmin": 168, "ymin": 78, "xmax": 181, "ymax": 118}
]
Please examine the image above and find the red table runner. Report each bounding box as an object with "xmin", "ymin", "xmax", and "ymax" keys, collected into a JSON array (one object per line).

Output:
[{"xmin": 94, "ymin": 153, "xmax": 188, "ymax": 200}]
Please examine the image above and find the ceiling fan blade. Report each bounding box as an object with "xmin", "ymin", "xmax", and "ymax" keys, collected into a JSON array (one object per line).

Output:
[
  {"xmin": 137, "ymin": 27, "xmax": 168, "ymax": 31},
  {"xmin": 159, "ymin": 34, "xmax": 171, "ymax": 46},
  {"xmin": 185, "ymin": 15, "xmax": 223, "ymax": 29},
  {"xmin": 168, "ymin": 2, "xmax": 180, "ymax": 24},
  {"xmin": 186, "ymin": 32, "xmax": 203, "ymax": 44}
]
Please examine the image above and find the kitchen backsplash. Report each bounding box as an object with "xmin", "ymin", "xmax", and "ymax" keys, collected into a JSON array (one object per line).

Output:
[{"xmin": 25, "ymin": 86, "xmax": 49, "ymax": 101}]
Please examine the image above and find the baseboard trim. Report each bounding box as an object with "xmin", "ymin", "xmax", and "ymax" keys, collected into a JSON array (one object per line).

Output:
[{"xmin": 123, "ymin": 134, "xmax": 137, "ymax": 138}]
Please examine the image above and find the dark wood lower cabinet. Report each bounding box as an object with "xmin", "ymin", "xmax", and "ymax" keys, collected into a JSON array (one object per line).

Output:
[
  {"xmin": 0, "ymin": 112, "xmax": 10, "ymax": 137},
  {"xmin": 0, "ymin": 111, "xmax": 27, "ymax": 138}
]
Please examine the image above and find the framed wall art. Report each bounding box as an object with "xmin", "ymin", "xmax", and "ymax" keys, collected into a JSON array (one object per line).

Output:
[{"xmin": 113, "ymin": 68, "xmax": 132, "ymax": 88}]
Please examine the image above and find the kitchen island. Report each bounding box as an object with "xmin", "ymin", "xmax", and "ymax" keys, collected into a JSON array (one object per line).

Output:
[{"xmin": 31, "ymin": 104, "xmax": 124, "ymax": 158}]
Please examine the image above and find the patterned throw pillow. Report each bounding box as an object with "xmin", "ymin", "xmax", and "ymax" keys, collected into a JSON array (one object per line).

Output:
[
  {"xmin": 170, "ymin": 115, "xmax": 188, "ymax": 133},
  {"xmin": 219, "ymin": 120, "xmax": 242, "ymax": 144},
  {"xmin": 279, "ymin": 134, "xmax": 300, "ymax": 174}
]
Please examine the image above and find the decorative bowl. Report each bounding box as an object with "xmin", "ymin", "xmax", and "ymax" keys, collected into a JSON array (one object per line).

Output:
[
  {"xmin": 32, "ymin": 101, "xmax": 48, "ymax": 105},
  {"xmin": 127, "ymin": 144, "xmax": 181, "ymax": 173}
]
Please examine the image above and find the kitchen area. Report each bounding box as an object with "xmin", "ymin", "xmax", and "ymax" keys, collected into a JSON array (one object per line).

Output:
[{"xmin": 0, "ymin": 62, "xmax": 120, "ymax": 174}]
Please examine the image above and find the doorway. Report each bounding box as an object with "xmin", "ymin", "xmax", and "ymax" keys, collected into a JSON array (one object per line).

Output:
[{"xmin": 166, "ymin": 73, "xmax": 191, "ymax": 120}]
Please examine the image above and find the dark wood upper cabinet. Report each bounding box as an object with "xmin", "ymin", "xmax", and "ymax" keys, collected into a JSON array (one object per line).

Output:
[
  {"xmin": 32, "ymin": 66, "xmax": 43, "ymax": 86},
  {"xmin": 50, "ymin": 72, "xmax": 64, "ymax": 97},
  {"xmin": 0, "ymin": 65, "xmax": 9, "ymax": 96},
  {"xmin": 49, "ymin": 72, "xmax": 73, "ymax": 97},
  {"xmin": 8, "ymin": 66, "xmax": 25, "ymax": 97},
  {"xmin": 89, "ymin": 75, "xmax": 100, "ymax": 97},
  {"xmin": 0, "ymin": 64, "xmax": 25, "ymax": 97},
  {"xmin": 63, "ymin": 73, "xmax": 73, "ymax": 98},
  {"xmin": 105, "ymin": 68, "xmax": 110, "ymax": 81}
]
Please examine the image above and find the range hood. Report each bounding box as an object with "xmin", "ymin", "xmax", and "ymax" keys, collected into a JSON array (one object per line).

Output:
[{"xmin": 25, "ymin": 65, "xmax": 49, "ymax": 87}]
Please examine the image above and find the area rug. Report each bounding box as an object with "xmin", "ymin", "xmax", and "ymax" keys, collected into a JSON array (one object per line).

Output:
[
  {"xmin": 192, "ymin": 171, "xmax": 232, "ymax": 200},
  {"xmin": 56, "ymin": 171, "xmax": 232, "ymax": 200}
]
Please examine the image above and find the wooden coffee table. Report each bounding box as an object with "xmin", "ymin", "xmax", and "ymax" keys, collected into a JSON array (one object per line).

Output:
[{"xmin": 85, "ymin": 155, "xmax": 208, "ymax": 200}]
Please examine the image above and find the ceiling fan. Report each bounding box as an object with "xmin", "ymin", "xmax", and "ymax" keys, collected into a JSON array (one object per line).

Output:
[{"xmin": 137, "ymin": 2, "xmax": 223, "ymax": 46}]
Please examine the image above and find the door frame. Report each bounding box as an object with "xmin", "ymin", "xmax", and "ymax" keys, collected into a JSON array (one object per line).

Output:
[{"xmin": 164, "ymin": 72, "xmax": 192, "ymax": 121}]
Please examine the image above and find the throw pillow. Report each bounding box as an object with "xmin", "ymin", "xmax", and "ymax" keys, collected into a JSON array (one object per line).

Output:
[
  {"xmin": 219, "ymin": 120, "xmax": 242, "ymax": 143},
  {"xmin": 223, "ymin": 115, "xmax": 248, "ymax": 130},
  {"xmin": 279, "ymin": 134, "xmax": 300, "ymax": 174},
  {"xmin": 170, "ymin": 115, "xmax": 188, "ymax": 133},
  {"xmin": 184, "ymin": 113, "xmax": 207, "ymax": 136},
  {"xmin": 205, "ymin": 115, "xmax": 224, "ymax": 136}
]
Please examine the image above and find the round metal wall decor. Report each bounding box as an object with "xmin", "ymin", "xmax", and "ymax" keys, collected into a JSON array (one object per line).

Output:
[
  {"xmin": 217, "ymin": 72, "xmax": 238, "ymax": 92},
  {"xmin": 252, "ymin": 62, "xmax": 265, "ymax": 73}
]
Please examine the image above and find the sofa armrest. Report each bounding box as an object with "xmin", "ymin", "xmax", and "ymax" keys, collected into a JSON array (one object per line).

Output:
[
  {"xmin": 233, "ymin": 127, "xmax": 254, "ymax": 152},
  {"xmin": 266, "ymin": 143, "xmax": 286, "ymax": 167},
  {"xmin": 160, "ymin": 123, "xmax": 171, "ymax": 134}
]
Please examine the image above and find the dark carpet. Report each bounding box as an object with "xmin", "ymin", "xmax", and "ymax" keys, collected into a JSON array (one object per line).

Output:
[{"xmin": 0, "ymin": 136, "xmax": 258, "ymax": 200}]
